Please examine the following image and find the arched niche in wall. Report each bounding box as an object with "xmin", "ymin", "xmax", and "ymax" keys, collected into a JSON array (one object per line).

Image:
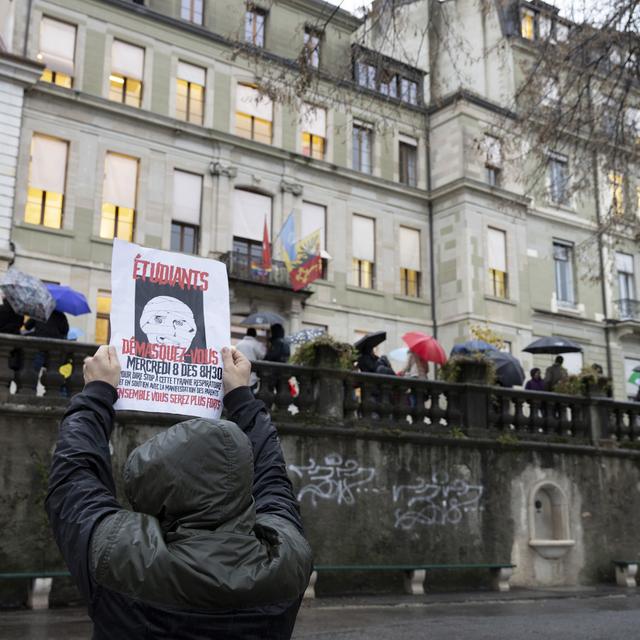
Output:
[{"xmin": 528, "ymin": 481, "xmax": 575, "ymax": 559}]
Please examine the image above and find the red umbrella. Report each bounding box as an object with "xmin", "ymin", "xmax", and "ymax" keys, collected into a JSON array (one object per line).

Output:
[{"xmin": 401, "ymin": 332, "xmax": 447, "ymax": 365}]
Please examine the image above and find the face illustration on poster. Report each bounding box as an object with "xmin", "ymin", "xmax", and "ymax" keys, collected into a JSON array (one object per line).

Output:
[{"xmin": 139, "ymin": 296, "xmax": 197, "ymax": 349}]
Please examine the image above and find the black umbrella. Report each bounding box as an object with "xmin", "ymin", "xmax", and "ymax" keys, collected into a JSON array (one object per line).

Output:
[
  {"xmin": 240, "ymin": 311, "xmax": 285, "ymax": 326},
  {"xmin": 354, "ymin": 331, "xmax": 386, "ymax": 353},
  {"xmin": 486, "ymin": 351, "xmax": 525, "ymax": 387},
  {"xmin": 523, "ymin": 336, "xmax": 582, "ymax": 354}
]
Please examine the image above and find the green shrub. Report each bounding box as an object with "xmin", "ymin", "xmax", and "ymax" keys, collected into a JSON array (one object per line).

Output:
[{"xmin": 291, "ymin": 334, "xmax": 356, "ymax": 370}]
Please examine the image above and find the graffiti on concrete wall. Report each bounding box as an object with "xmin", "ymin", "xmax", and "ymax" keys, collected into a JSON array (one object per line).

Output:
[
  {"xmin": 392, "ymin": 471, "xmax": 484, "ymax": 530},
  {"xmin": 288, "ymin": 454, "xmax": 377, "ymax": 507}
]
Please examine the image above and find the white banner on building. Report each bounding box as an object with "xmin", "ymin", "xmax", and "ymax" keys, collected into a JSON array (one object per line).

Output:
[{"xmin": 110, "ymin": 239, "xmax": 230, "ymax": 418}]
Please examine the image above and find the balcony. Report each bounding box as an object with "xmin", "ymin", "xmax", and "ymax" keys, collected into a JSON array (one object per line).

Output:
[
  {"xmin": 220, "ymin": 251, "xmax": 311, "ymax": 295},
  {"xmin": 614, "ymin": 299, "xmax": 640, "ymax": 322}
]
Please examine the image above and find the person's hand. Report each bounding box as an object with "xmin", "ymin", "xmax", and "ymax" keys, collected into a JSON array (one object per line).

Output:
[
  {"xmin": 83, "ymin": 345, "xmax": 121, "ymax": 388},
  {"xmin": 222, "ymin": 347, "xmax": 251, "ymax": 394}
]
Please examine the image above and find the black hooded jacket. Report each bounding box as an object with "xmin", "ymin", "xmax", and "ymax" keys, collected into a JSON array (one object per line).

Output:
[{"xmin": 45, "ymin": 383, "xmax": 312, "ymax": 639}]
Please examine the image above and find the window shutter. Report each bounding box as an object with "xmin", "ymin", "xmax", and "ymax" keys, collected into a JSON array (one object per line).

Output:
[
  {"xmin": 352, "ymin": 215, "xmax": 375, "ymax": 262},
  {"xmin": 616, "ymin": 252, "xmax": 634, "ymax": 273},
  {"xmin": 111, "ymin": 40, "xmax": 145, "ymax": 80},
  {"xmin": 173, "ymin": 170, "xmax": 202, "ymax": 225},
  {"xmin": 39, "ymin": 17, "xmax": 76, "ymax": 76},
  {"xmin": 399, "ymin": 134, "xmax": 417, "ymax": 146},
  {"xmin": 301, "ymin": 103, "xmax": 326, "ymax": 137},
  {"xmin": 302, "ymin": 202, "xmax": 329, "ymax": 257},
  {"xmin": 488, "ymin": 228, "xmax": 507, "ymax": 272},
  {"xmin": 177, "ymin": 61, "xmax": 206, "ymax": 86},
  {"xmin": 233, "ymin": 189, "xmax": 271, "ymax": 241},
  {"xmin": 29, "ymin": 134, "xmax": 68, "ymax": 193},
  {"xmin": 236, "ymin": 84, "xmax": 273, "ymax": 121},
  {"xmin": 103, "ymin": 153, "xmax": 138, "ymax": 209},
  {"xmin": 399, "ymin": 227, "xmax": 420, "ymax": 271}
]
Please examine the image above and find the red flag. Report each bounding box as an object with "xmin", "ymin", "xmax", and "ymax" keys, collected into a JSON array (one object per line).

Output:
[{"xmin": 262, "ymin": 216, "xmax": 271, "ymax": 271}]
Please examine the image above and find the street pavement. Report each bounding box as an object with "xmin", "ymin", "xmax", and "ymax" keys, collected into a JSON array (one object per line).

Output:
[{"xmin": 1, "ymin": 589, "xmax": 639, "ymax": 639}]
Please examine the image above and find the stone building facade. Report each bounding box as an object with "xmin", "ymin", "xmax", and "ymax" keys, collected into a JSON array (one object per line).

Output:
[{"xmin": 0, "ymin": 0, "xmax": 638, "ymax": 398}]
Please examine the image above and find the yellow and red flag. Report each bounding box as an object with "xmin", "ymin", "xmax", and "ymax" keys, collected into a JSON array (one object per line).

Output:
[{"xmin": 288, "ymin": 229, "xmax": 322, "ymax": 291}]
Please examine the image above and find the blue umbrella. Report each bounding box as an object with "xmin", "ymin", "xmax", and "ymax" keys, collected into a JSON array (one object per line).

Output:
[
  {"xmin": 450, "ymin": 340, "xmax": 498, "ymax": 356},
  {"xmin": 46, "ymin": 284, "xmax": 91, "ymax": 316}
]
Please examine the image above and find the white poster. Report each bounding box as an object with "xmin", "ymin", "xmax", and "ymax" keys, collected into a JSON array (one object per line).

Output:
[{"xmin": 110, "ymin": 239, "xmax": 230, "ymax": 419}]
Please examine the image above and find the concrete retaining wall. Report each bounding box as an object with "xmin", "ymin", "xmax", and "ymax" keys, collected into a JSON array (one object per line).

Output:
[{"xmin": 1, "ymin": 401, "xmax": 639, "ymax": 606}]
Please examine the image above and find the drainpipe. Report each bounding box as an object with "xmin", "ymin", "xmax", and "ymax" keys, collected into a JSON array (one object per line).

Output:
[
  {"xmin": 426, "ymin": 109, "xmax": 437, "ymax": 342},
  {"xmin": 591, "ymin": 149, "xmax": 613, "ymax": 380},
  {"xmin": 586, "ymin": 83, "xmax": 613, "ymax": 380},
  {"xmin": 23, "ymin": 0, "xmax": 34, "ymax": 58}
]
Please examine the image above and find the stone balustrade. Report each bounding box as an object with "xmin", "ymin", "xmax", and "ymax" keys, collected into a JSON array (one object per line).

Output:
[{"xmin": 0, "ymin": 334, "xmax": 637, "ymax": 446}]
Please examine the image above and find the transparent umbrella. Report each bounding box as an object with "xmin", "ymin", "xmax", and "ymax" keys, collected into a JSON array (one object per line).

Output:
[{"xmin": 0, "ymin": 268, "xmax": 55, "ymax": 322}]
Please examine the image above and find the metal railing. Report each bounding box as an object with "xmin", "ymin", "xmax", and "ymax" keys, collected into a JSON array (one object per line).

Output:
[{"xmin": 219, "ymin": 252, "xmax": 293, "ymax": 289}]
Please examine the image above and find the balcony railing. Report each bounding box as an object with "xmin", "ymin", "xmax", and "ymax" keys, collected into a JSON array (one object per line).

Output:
[
  {"xmin": 614, "ymin": 298, "xmax": 640, "ymax": 322},
  {"xmin": 220, "ymin": 252, "xmax": 294, "ymax": 289},
  {"xmin": 0, "ymin": 334, "xmax": 637, "ymax": 446}
]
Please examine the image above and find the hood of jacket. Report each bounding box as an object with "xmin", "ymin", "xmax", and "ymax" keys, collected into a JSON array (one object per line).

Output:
[
  {"xmin": 90, "ymin": 418, "xmax": 313, "ymax": 610},
  {"xmin": 123, "ymin": 418, "xmax": 254, "ymax": 532}
]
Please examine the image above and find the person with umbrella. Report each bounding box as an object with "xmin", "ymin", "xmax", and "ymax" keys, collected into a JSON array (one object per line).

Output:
[
  {"xmin": 235, "ymin": 328, "xmax": 266, "ymax": 391},
  {"xmin": 354, "ymin": 331, "xmax": 394, "ymax": 375},
  {"xmin": 543, "ymin": 356, "xmax": 568, "ymax": 392}
]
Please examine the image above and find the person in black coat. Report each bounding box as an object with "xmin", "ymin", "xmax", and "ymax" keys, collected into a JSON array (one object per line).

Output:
[
  {"xmin": 25, "ymin": 310, "xmax": 69, "ymax": 339},
  {"xmin": 45, "ymin": 346, "xmax": 312, "ymax": 640},
  {"xmin": 0, "ymin": 301, "xmax": 24, "ymax": 376},
  {"xmin": 265, "ymin": 323, "xmax": 290, "ymax": 363}
]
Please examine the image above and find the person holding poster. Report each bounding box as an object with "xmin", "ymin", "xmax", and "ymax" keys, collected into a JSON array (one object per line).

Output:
[
  {"xmin": 45, "ymin": 344, "xmax": 313, "ymax": 639},
  {"xmin": 110, "ymin": 239, "xmax": 230, "ymax": 420}
]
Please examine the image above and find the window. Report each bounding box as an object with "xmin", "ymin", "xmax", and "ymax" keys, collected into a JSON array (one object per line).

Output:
[
  {"xmin": 488, "ymin": 228, "xmax": 508, "ymax": 298},
  {"xmin": 24, "ymin": 134, "xmax": 68, "ymax": 229},
  {"xmin": 609, "ymin": 172, "xmax": 624, "ymax": 216},
  {"xmin": 235, "ymin": 84, "xmax": 273, "ymax": 144},
  {"xmin": 400, "ymin": 78, "xmax": 418, "ymax": 104},
  {"xmin": 95, "ymin": 292, "xmax": 111, "ymax": 345},
  {"xmin": 549, "ymin": 152, "xmax": 569, "ymax": 204},
  {"xmin": 553, "ymin": 241, "xmax": 575, "ymax": 305},
  {"xmin": 181, "ymin": 0, "xmax": 203, "ymax": 25},
  {"xmin": 232, "ymin": 189, "xmax": 271, "ymax": 276},
  {"xmin": 356, "ymin": 61, "xmax": 376, "ymax": 89},
  {"xmin": 379, "ymin": 72, "xmax": 398, "ymax": 98},
  {"xmin": 245, "ymin": 7, "xmax": 266, "ymax": 47},
  {"xmin": 38, "ymin": 17, "xmax": 75, "ymax": 88},
  {"xmin": 616, "ymin": 252, "xmax": 636, "ymax": 319},
  {"xmin": 171, "ymin": 170, "xmax": 202, "ymax": 254},
  {"xmin": 521, "ymin": 8, "xmax": 535, "ymax": 40},
  {"xmin": 176, "ymin": 61, "xmax": 205, "ymax": 125},
  {"xmin": 109, "ymin": 40, "xmax": 144, "ymax": 107},
  {"xmin": 301, "ymin": 103, "xmax": 326, "ymax": 160},
  {"xmin": 100, "ymin": 152, "xmax": 138, "ymax": 241},
  {"xmin": 399, "ymin": 226, "xmax": 420, "ymax": 297},
  {"xmin": 302, "ymin": 202, "xmax": 328, "ymax": 279},
  {"xmin": 352, "ymin": 215, "xmax": 375, "ymax": 289},
  {"xmin": 303, "ymin": 28, "xmax": 320, "ymax": 68},
  {"xmin": 484, "ymin": 135, "xmax": 502, "ymax": 186},
  {"xmin": 399, "ymin": 137, "xmax": 417, "ymax": 187},
  {"xmin": 353, "ymin": 124, "xmax": 372, "ymax": 173}
]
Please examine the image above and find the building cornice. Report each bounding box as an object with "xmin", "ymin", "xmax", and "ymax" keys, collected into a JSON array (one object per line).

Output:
[
  {"xmin": 428, "ymin": 89, "xmax": 518, "ymax": 121},
  {"xmin": 0, "ymin": 52, "xmax": 43, "ymax": 87},
  {"xmin": 430, "ymin": 176, "xmax": 531, "ymax": 211},
  {"xmin": 26, "ymin": 83, "xmax": 431, "ymax": 201}
]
